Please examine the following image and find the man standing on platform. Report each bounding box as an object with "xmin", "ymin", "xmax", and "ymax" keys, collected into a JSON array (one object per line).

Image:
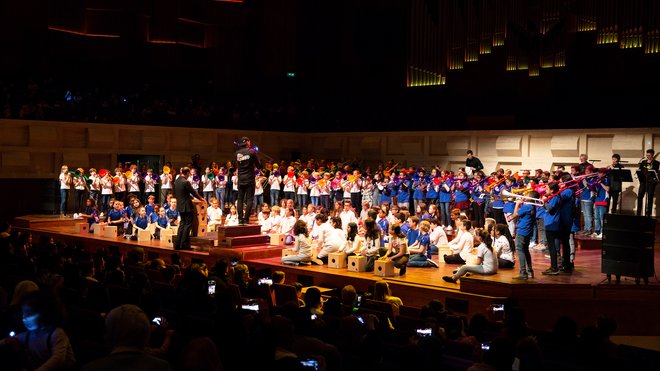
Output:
[
  {"xmin": 235, "ymin": 136, "xmax": 261, "ymax": 225},
  {"xmin": 637, "ymin": 149, "xmax": 660, "ymax": 217},
  {"xmin": 173, "ymin": 167, "xmax": 205, "ymax": 250},
  {"xmin": 578, "ymin": 154, "xmax": 590, "ymax": 175},
  {"xmin": 465, "ymin": 150, "xmax": 483, "ymax": 176}
]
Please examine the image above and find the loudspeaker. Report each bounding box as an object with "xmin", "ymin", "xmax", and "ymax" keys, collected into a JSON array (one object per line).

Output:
[{"xmin": 601, "ymin": 214, "xmax": 655, "ymax": 283}]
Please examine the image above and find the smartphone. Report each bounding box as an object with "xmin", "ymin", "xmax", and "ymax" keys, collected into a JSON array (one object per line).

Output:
[
  {"xmin": 310, "ymin": 314, "xmax": 318, "ymax": 320},
  {"xmin": 356, "ymin": 315, "xmax": 365, "ymax": 324},
  {"xmin": 208, "ymin": 280, "xmax": 216, "ymax": 295},
  {"xmin": 9, "ymin": 331, "xmax": 16, "ymax": 337},
  {"xmin": 416, "ymin": 328, "xmax": 432, "ymax": 337},
  {"xmin": 481, "ymin": 342, "xmax": 491, "ymax": 350},
  {"xmin": 241, "ymin": 300, "xmax": 259, "ymax": 313},
  {"xmin": 356, "ymin": 294, "xmax": 363, "ymax": 307},
  {"xmin": 300, "ymin": 358, "xmax": 319, "ymax": 370},
  {"xmin": 492, "ymin": 304, "xmax": 504, "ymax": 312},
  {"xmin": 231, "ymin": 260, "xmax": 238, "ymax": 266},
  {"xmin": 152, "ymin": 316, "xmax": 164, "ymax": 326},
  {"xmin": 258, "ymin": 278, "xmax": 273, "ymax": 285}
]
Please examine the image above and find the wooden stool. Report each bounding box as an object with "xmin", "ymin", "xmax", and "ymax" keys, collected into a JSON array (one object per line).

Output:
[
  {"xmin": 137, "ymin": 230, "xmax": 152, "ymax": 242},
  {"xmin": 347, "ymin": 255, "xmax": 367, "ymax": 272},
  {"xmin": 328, "ymin": 252, "xmax": 347, "ymax": 269},
  {"xmin": 103, "ymin": 226, "xmax": 118, "ymax": 238},
  {"xmin": 374, "ymin": 259, "xmax": 395, "ymax": 277},
  {"xmin": 270, "ymin": 233, "xmax": 285, "ymax": 246},
  {"xmin": 159, "ymin": 234, "xmax": 174, "ymax": 248},
  {"xmin": 93, "ymin": 224, "xmax": 106, "ymax": 236},
  {"xmin": 75, "ymin": 223, "xmax": 89, "ymax": 234}
]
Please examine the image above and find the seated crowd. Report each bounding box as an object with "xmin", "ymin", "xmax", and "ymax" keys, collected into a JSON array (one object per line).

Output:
[{"xmin": 0, "ymin": 222, "xmax": 656, "ymax": 371}]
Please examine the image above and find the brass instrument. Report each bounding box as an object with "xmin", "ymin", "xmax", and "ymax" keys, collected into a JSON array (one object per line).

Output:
[
  {"xmin": 162, "ymin": 166, "xmax": 171, "ymax": 175},
  {"xmin": 485, "ymin": 177, "xmax": 507, "ymax": 192},
  {"xmin": 124, "ymin": 170, "xmax": 134, "ymax": 179},
  {"xmin": 382, "ymin": 163, "xmax": 399, "ymax": 177},
  {"xmin": 500, "ymin": 190, "xmax": 544, "ymax": 206}
]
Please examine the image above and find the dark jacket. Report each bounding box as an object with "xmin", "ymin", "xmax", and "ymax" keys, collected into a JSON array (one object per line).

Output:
[{"xmin": 173, "ymin": 176, "xmax": 203, "ymax": 213}]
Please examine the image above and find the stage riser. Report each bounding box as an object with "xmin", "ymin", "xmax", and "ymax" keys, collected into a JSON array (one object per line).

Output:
[{"xmin": 209, "ymin": 246, "xmax": 284, "ymax": 261}]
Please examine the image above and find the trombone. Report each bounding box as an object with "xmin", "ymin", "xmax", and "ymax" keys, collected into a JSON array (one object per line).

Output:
[{"xmin": 500, "ymin": 190, "xmax": 544, "ymax": 206}]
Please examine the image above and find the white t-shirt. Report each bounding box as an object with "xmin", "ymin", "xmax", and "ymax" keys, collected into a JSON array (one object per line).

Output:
[
  {"xmin": 127, "ymin": 174, "xmax": 140, "ymax": 193},
  {"xmin": 283, "ymin": 175, "xmax": 296, "ymax": 192},
  {"xmin": 160, "ymin": 174, "xmax": 172, "ymax": 189},
  {"xmin": 202, "ymin": 177, "xmax": 215, "ymax": 192},
  {"xmin": 74, "ymin": 176, "xmax": 86, "ymax": 191},
  {"xmin": 494, "ymin": 235, "xmax": 514, "ymax": 263},
  {"xmin": 208, "ymin": 206, "xmax": 223, "ymax": 225},
  {"xmin": 339, "ymin": 210, "xmax": 358, "ymax": 231},
  {"xmin": 269, "ymin": 175, "xmax": 281, "ymax": 190},
  {"xmin": 144, "ymin": 174, "xmax": 156, "ymax": 193},
  {"xmin": 317, "ymin": 224, "xmax": 346, "ymax": 258},
  {"xmin": 255, "ymin": 179, "xmax": 264, "ymax": 196},
  {"xmin": 59, "ymin": 173, "xmax": 70, "ymax": 189},
  {"xmin": 89, "ymin": 175, "xmax": 101, "ymax": 192},
  {"xmin": 430, "ymin": 226, "xmax": 449, "ymax": 246},
  {"xmin": 477, "ymin": 243, "xmax": 498, "ymax": 274},
  {"xmin": 225, "ymin": 213, "xmax": 239, "ymax": 226},
  {"xmin": 450, "ymin": 230, "xmax": 474, "ymax": 262},
  {"xmin": 101, "ymin": 177, "xmax": 113, "ymax": 195},
  {"xmin": 280, "ymin": 215, "xmax": 297, "ymax": 235}
]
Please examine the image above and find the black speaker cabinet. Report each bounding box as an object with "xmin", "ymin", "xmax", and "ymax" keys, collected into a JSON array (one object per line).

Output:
[{"xmin": 601, "ymin": 214, "xmax": 655, "ymax": 284}]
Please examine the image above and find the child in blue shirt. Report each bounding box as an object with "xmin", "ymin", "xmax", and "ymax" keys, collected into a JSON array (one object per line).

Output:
[
  {"xmin": 407, "ymin": 220, "xmax": 438, "ymax": 267},
  {"xmin": 165, "ymin": 198, "xmax": 180, "ymax": 226},
  {"xmin": 593, "ymin": 169, "xmax": 610, "ymax": 238}
]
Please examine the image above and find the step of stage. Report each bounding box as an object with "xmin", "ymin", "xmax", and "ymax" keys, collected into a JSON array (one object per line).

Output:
[
  {"xmin": 220, "ymin": 234, "xmax": 271, "ymax": 248},
  {"xmin": 209, "ymin": 245, "xmax": 284, "ymax": 261},
  {"xmin": 574, "ymin": 234, "xmax": 602, "ymax": 250},
  {"xmin": 211, "ymin": 224, "xmax": 262, "ymax": 239}
]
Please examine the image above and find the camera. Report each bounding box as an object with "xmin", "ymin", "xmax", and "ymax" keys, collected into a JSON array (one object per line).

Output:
[
  {"xmin": 492, "ymin": 304, "xmax": 504, "ymax": 312},
  {"xmin": 9, "ymin": 331, "xmax": 16, "ymax": 337},
  {"xmin": 241, "ymin": 300, "xmax": 259, "ymax": 313},
  {"xmin": 481, "ymin": 342, "xmax": 491, "ymax": 350},
  {"xmin": 152, "ymin": 316, "xmax": 165, "ymax": 326},
  {"xmin": 300, "ymin": 358, "xmax": 319, "ymax": 370},
  {"xmin": 416, "ymin": 328, "xmax": 432, "ymax": 337},
  {"xmin": 258, "ymin": 278, "xmax": 273, "ymax": 286},
  {"xmin": 208, "ymin": 280, "xmax": 216, "ymax": 295}
]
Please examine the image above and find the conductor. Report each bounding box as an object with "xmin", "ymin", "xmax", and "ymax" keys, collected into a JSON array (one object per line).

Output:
[
  {"xmin": 173, "ymin": 167, "xmax": 206, "ymax": 250},
  {"xmin": 235, "ymin": 136, "xmax": 261, "ymax": 224},
  {"xmin": 637, "ymin": 149, "xmax": 660, "ymax": 217}
]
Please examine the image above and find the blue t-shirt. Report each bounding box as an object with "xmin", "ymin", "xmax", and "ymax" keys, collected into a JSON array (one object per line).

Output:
[
  {"xmin": 453, "ymin": 181, "xmax": 469, "ymax": 202},
  {"xmin": 516, "ymin": 203, "xmax": 535, "ymax": 237},
  {"xmin": 406, "ymin": 228, "xmax": 420, "ymax": 247},
  {"xmin": 134, "ymin": 215, "xmax": 149, "ymax": 229},
  {"xmin": 84, "ymin": 206, "xmax": 98, "ymax": 226},
  {"xmin": 156, "ymin": 216, "xmax": 169, "ymax": 228},
  {"xmin": 502, "ymin": 186, "xmax": 516, "ymax": 213},
  {"xmin": 145, "ymin": 203, "xmax": 156, "ymax": 217},
  {"xmin": 595, "ymin": 177, "xmax": 609, "ymax": 203},
  {"xmin": 426, "ymin": 182, "xmax": 438, "ymax": 200},
  {"xmin": 491, "ymin": 184, "xmax": 504, "ymax": 208},
  {"xmin": 107, "ymin": 209, "xmax": 124, "ymax": 222},
  {"xmin": 413, "ymin": 178, "xmax": 426, "ymax": 200},
  {"xmin": 166, "ymin": 209, "xmax": 180, "ymax": 225},
  {"xmin": 401, "ymin": 222, "xmax": 411, "ymax": 236},
  {"xmin": 124, "ymin": 206, "xmax": 134, "ymax": 219},
  {"xmin": 439, "ymin": 180, "xmax": 452, "ymax": 203},
  {"xmin": 580, "ymin": 178, "xmax": 595, "ymax": 201},
  {"xmin": 416, "ymin": 232, "xmax": 431, "ymax": 259},
  {"xmin": 398, "ymin": 180, "xmax": 411, "ymax": 202},
  {"xmin": 559, "ymin": 188, "xmax": 574, "ymax": 226},
  {"xmin": 543, "ymin": 196, "xmax": 561, "ymax": 231}
]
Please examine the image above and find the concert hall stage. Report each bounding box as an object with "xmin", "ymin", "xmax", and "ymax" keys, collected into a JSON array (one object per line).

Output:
[{"xmin": 14, "ymin": 214, "xmax": 660, "ymax": 336}]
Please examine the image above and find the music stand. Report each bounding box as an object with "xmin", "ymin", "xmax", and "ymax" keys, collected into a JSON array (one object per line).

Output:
[
  {"xmin": 636, "ymin": 169, "xmax": 658, "ymax": 216},
  {"xmin": 611, "ymin": 169, "xmax": 633, "ymax": 213}
]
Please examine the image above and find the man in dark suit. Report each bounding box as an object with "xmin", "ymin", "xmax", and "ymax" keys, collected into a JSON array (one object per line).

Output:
[
  {"xmin": 637, "ymin": 149, "xmax": 660, "ymax": 217},
  {"xmin": 173, "ymin": 166, "xmax": 205, "ymax": 250},
  {"xmin": 235, "ymin": 136, "xmax": 261, "ymax": 224}
]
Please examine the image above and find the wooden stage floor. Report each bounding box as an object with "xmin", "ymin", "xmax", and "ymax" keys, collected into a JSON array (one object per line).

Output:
[{"xmin": 13, "ymin": 214, "xmax": 660, "ymax": 335}]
